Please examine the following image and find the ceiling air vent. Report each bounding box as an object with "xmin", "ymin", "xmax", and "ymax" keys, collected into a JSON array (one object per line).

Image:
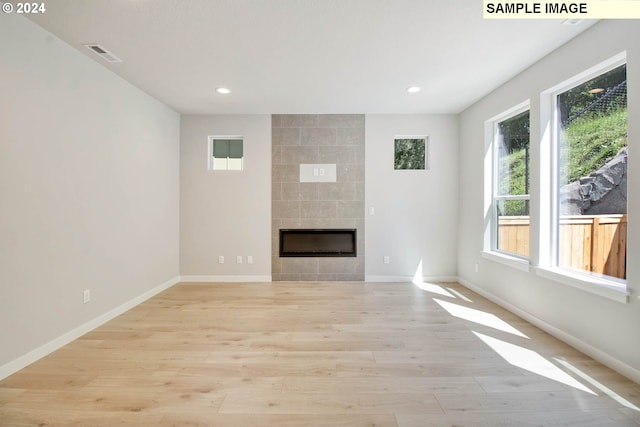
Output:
[{"xmin": 83, "ymin": 44, "xmax": 122, "ymax": 63}]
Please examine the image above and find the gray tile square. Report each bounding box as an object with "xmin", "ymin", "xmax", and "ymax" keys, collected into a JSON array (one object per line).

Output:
[
  {"xmin": 318, "ymin": 146, "xmax": 356, "ymax": 164},
  {"xmin": 337, "ymin": 201, "xmax": 364, "ymax": 219},
  {"xmin": 318, "ymin": 257, "xmax": 357, "ymax": 274},
  {"xmin": 300, "ymin": 274, "xmax": 337, "ymax": 281},
  {"xmin": 297, "ymin": 218, "xmax": 321, "ymax": 228},
  {"xmin": 273, "ymin": 200, "xmax": 300, "ymax": 219},
  {"xmin": 272, "ymin": 146, "xmax": 282, "ymax": 165},
  {"xmin": 281, "ymin": 146, "xmax": 319, "ymax": 165},
  {"xmin": 281, "ymin": 114, "xmax": 319, "ymax": 128},
  {"xmin": 337, "ymin": 164, "xmax": 365, "ymax": 182},
  {"xmin": 315, "ymin": 218, "xmax": 357, "ymax": 229},
  {"xmin": 271, "ymin": 257, "xmax": 282, "ymax": 275},
  {"xmin": 301, "ymin": 201, "xmax": 337, "ymax": 219},
  {"xmin": 319, "ymin": 114, "xmax": 365, "ymax": 128},
  {"xmin": 336, "ymin": 128, "xmax": 365, "ymax": 146},
  {"xmin": 355, "ymin": 145, "xmax": 365, "ymax": 164},
  {"xmin": 281, "ymin": 258, "xmax": 319, "ymax": 274},
  {"xmin": 273, "ymin": 127, "xmax": 300, "ymax": 146},
  {"xmin": 272, "ymin": 164, "xmax": 300, "ymax": 183},
  {"xmin": 337, "ymin": 274, "xmax": 364, "ymax": 281},
  {"xmin": 278, "ymin": 274, "xmax": 301, "ymax": 281},
  {"xmin": 282, "ymin": 182, "xmax": 319, "ymax": 201},
  {"xmin": 301, "ymin": 128, "xmax": 337, "ymax": 146},
  {"xmin": 318, "ymin": 182, "xmax": 356, "ymax": 201},
  {"xmin": 272, "ymin": 182, "xmax": 282, "ymax": 201}
]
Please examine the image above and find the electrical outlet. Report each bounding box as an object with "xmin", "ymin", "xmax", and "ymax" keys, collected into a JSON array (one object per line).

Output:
[
  {"xmin": 83, "ymin": 289, "xmax": 91, "ymax": 304},
  {"xmin": 247, "ymin": 255, "xmax": 253, "ymax": 264},
  {"xmin": 383, "ymin": 256, "xmax": 390, "ymax": 264},
  {"xmin": 475, "ymin": 262, "xmax": 479, "ymax": 273},
  {"xmin": 218, "ymin": 256, "xmax": 225, "ymax": 264},
  {"xmin": 236, "ymin": 255, "xmax": 243, "ymax": 264}
]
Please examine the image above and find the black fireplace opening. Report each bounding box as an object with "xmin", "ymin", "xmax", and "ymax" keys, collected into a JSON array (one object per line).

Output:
[{"xmin": 280, "ymin": 229, "xmax": 357, "ymax": 257}]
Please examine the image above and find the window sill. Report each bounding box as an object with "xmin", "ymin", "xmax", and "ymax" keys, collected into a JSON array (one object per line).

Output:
[
  {"xmin": 482, "ymin": 251, "xmax": 531, "ymax": 272},
  {"xmin": 535, "ymin": 267, "xmax": 629, "ymax": 303}
]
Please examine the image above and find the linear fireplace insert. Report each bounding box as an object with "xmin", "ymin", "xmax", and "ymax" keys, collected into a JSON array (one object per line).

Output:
[{"xmin": 279, "ymin": 229, "xmax": 357, "ymax": 257}]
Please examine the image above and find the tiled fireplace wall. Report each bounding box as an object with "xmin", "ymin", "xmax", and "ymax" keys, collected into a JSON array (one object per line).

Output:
[{"xmin": 272, "ymin": 114, "xmax": 365, "ymax": 281}]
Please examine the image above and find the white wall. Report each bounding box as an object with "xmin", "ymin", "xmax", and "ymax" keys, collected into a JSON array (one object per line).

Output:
[
  {"xmin": 365, "ymin": 115, "xmax": 459, "ymax": 281},
  {"xmin": 0, "ymin": 15, "xmax": 180, "ymax": 373},
  {"xmin": 180, "ymin": 115, "xmax": 271, "ymax": 280},
  {"xmin": 458, "ymin": 20, "xmax": 640, "ymax": 380}
]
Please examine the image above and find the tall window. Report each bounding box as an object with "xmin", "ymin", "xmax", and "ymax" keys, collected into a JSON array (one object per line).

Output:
[
  {"xmin": 555, "ymin": 63, "xmax": 627, "ymax": 280},
  {"xmin": 492, "ymin": 108, "xmax": 530, "ymax": 258}
]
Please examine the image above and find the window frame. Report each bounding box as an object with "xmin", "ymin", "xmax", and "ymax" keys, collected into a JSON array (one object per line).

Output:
[
  {"xmin": 484, "ymin": 101, "xmax": 531, "ymax": 266},
  {"xmin": 537, "ymin": 52, "xmax": 628, "ymax": 302},
  {"xmin": 393, "ymin": 135, "xmax": 429, "ymax": 170},
  {"xmin": 208, "ymin": 135, "xmax": 244, "ymax": 171}
]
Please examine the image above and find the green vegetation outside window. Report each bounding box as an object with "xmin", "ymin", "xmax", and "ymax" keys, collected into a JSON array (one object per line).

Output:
[{"xmin": 394, "ymin": 137, "xmax": 427, "ymax": 170}]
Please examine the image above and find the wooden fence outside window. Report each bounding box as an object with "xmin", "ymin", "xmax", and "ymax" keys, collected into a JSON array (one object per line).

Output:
[{"xmin": 497, "ymin": 214, "xmax": 627, "ymax": 279}]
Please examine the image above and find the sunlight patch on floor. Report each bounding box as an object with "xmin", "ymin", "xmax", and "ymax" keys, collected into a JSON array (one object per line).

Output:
[
  {"xmin": 474, "ymin": 332, "xmax": 595, "ymax": 395},
  {"xmin": 445, "ymin": 287, "xmax": 473, "ymax": 302},
  {"xmin": 412, "ymin": 260, "xmax": 456, "ymax": 298},
  {"xmin": 413, "ymin": 281, "xmax": 456, "ymax": 298},
  {"xmin": 434, "ymin": 299, "xmax": 528, "ymax": 338},
  {"xmin": 554, "ymin": 357, "xmax": 640, "ymax": 412}
]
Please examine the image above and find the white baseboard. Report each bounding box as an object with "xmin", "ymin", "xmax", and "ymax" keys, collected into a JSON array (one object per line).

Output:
[
  {"xmin": 457, "ymin": 276, "xmax": 640, "ymax": 385},
  {"xmin": 0, "ymin": 276, "xmax": 180, "ymax": 381},
  {"xmin": 365, "ymin": 275, "xmax": 458, "ymax": 283},
  {"xmin": 180, "ymin": 275, "xmax": 272, "ymax": 283}
]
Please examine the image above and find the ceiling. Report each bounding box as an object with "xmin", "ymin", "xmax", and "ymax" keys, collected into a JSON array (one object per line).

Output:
[{"xmin": 27, "ymin": 1, "xmax": 596, "ymax": 114}]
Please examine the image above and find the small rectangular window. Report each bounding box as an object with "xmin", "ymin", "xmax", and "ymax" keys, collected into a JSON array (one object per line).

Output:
[
  {"xmin": 209, "ymin": 136, "xmax": 243, "ymax": 171},
  {"xmin": 394, "ymin": 137, "xmax": 428, "ymax": 170}
]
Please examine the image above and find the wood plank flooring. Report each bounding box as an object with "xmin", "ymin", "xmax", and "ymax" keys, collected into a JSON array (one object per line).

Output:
[{"xmin": 1, "ymin": 281, "xmax": 639, "ymax": 426}]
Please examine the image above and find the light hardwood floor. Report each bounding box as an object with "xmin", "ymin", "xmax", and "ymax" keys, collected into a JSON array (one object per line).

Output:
[{"xmin": 1, "ymin": 281, "xmax": 639, "ymax": 426}]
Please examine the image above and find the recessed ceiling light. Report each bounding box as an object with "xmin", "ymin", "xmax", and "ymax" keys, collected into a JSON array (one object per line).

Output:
[
  {"xmin": 216, "ymin": 87, "xmax": 231, "ymax": 94},
  {"xmin": 406, "ymin": 86, "xmax": 421, "ymax": 93},
  {"xmin": 562, "ymin": 19, "xmax": 583, "ymax": 26}
]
